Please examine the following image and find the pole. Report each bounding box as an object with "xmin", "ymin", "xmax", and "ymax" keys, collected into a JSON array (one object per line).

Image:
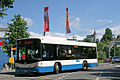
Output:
[
  {"xmin": 109, "ymin": 47, "xmax": 111, "ymax": 58},
  {"xmin": 113, "ymin": 35, "xmax": 116, "ymax": 57},
  {"xmin": 114, "ymin": 43, "xmax": 115, "ymax": 57},
  {"xmin": 10, "ymin": 46, "xmax": 13, "ymax": 70},
  {"xmin": 43, "ymin": 32, "xmax": 45, "ymax": 36}
]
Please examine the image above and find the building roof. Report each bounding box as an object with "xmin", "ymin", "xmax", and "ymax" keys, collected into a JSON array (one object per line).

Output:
[
  {"xmin": 115, "ymin": 38, "xmax": 120, "ymax": 42},
  {"xmin": 87, "ymin": 35, "xmax": 94, "ymax": 38},
  {"xmin": 87, "ymin": 30, "xmax": 96, "ymax": 38}
]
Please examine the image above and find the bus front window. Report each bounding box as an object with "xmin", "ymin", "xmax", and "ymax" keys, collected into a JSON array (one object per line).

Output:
[
  {"xmin": 27, "ymin": 49, "xmax": 39, "ymax": 60},
  {"xmin": 17, "ymin": 39, "xmax": 41, "ymax": 61},
  {"xmin": 19, "ymin": 47, "xmax": 26, "ymax": 60}
]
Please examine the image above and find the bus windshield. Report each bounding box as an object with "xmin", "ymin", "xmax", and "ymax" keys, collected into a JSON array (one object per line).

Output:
[{"xmin": 17, "ymin": 39, "xmax": 41, "ymax": 61}]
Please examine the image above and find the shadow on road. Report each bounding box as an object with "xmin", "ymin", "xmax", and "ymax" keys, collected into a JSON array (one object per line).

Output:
[
  {"xmin": 89, "ymin": 67, "xmax": 120, "ymax": 79},
  {"xmin": 0, "ymin": 69, "xmax": 91, "ymax": 77}
]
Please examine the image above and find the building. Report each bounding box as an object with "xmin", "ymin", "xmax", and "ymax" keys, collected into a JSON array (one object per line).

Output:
[
  {"xmin": 115, "ymin": 38, "xmax": 120, "ymax": 47},
  {"xmin": 0, "ymin": 38, "xmax": 9, "ymax": 70},
  {"xmin": 87, "ymin": 30, "xmax": 96, "ymax": 42}
]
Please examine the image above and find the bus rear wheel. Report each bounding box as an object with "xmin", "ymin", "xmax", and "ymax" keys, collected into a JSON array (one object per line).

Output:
[
  {"xmin": 54, "ymin": 63, "xmax": 60, "ymax": 74},
  {"xmin": 82, "ymin": 61, "xmax": 88, "ymax": 71}
]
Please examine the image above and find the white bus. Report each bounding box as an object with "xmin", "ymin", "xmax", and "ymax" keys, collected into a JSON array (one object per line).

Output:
[{"xmin": 15, "ymin": 36, "xmax": 98, "ymax": 74}]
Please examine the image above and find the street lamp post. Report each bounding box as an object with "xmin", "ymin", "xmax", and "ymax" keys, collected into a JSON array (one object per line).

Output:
[
  {"xmin": 113, "ymin": 35, "xmax": 116, "ymax": 57},
  {"xmin": 114, "ymin": 41, "xmax": 115, "ymax": 57},
  {"xmin": 109, "ymin": 46, "xmax": 111, "ymax": 58}
]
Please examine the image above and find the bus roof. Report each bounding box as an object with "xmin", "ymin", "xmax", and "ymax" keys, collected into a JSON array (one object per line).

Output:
[{"xmin": 18, "ymin": 36, "xmax": 97, "ymax": 47}]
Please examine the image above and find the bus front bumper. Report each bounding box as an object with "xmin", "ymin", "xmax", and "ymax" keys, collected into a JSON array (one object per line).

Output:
[
  {"xmin": 16, "ymin": 67, "xmax": 39, "ymax": 73},
  {"xmin": 16, "ymin": 66, "xmax": 54, "ymax": 73}
]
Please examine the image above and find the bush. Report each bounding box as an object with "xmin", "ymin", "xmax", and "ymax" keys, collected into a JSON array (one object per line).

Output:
[{"xmin": 98, "ymin": 60, "xmax": 104, "ymax": 63}]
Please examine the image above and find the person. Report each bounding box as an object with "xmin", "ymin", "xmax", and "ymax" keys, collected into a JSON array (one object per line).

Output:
[
  {"xmin": 20, "ymin": 48, "xmax": 26, "ymax": 60},
  {"xmin": 43, "ymin": 50, "xmax": 49, "ymax": 58},
  {"xmin": 61, "ymin": 50, "xmax": 67, "ymax": 57},
  {"xmin": 64, "ymin": 50, "xmax": 71, "ymax": 57},
  {"xmin": 64, "ymin": 50, "xmax": 67, "ymax": 55},
  {"xmin": 28, "ymin": 50, "xmax": 34, "ymax": 59},
  {"xmin": 21, "ymin": 52, "xmax": 26, "ymax": 60}
]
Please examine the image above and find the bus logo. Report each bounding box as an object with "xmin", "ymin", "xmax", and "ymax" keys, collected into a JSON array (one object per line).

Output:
[{"xmin": 76, "ymin": 60, "xmax": 80, "ymax": 62}]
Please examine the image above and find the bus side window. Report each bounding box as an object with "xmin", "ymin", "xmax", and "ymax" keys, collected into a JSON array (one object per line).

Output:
[
  {"xmin": 43, "ymin": 50, "xmax": 49, "ymax": 58},
  {"xmin": 59, "ymin": 50, "xmax": 65, "ymax": 57}
]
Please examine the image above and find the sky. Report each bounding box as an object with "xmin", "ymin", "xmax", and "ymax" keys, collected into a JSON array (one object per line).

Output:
[{"xmin": 1, "ymin": 0, "xmax": 120, "ymax": 40}]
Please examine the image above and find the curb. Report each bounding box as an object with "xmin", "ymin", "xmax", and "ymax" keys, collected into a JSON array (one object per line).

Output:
[{"xmin": 0, "ymin": 69, "xmax": 15, "ymax": 73}]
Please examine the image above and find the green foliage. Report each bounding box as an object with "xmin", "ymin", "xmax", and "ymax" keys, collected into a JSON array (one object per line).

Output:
[
  {"xmin": 98, "ymin": 60, "xmax": 104, "ymax": 63},
  {"xmin": 98, "ymin": 51, "xmax": 106, "ymax": 60},
  {"xmin": 4, "ymin": 14, "xmax": 29, "ymax": 56},
  {"xmin": 97, "ymin": 28, "xmax": 120, "ymax": 60},
  {"xmin": 97, "ymin": 42, "xmax": 107, "ymax": 60},
  {"xmin": 111, "ymin": 45, "xmax": 120, "ymax": 57},
  {"xmin": 101, "ymin": 28, "xmax": 113, "ymax": 42},
  {"xmin": 0, "ymin": 0, "xmax": 15, "ymax": 19},
  {"xmin": 116, "ymin": 47, "xmax": 120, "ymax": 56},
  {"xmin": 117, "ymin": 35, "xmax": 120, "ymax": 39},
  {"xmin": 98, "ymin": 28, "xmax": 114, "ymax": 60},
  {"xmin": 103, "ymin": 45, "xmax": 109, "ymax": 57},
  {"xmin": 83, "ymin": 38, "xmax": 92, "ymax": 42},
  {"xmin": 97, "ymin": 42, "xmax": 105, "ymax": 51}
]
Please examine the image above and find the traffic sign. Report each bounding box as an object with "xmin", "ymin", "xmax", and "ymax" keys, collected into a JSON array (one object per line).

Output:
[
  {"xmin": 9, "ymin": 57, "xmax": 14, "ymax": 63},
  {"xmin": 11, "ymin": 48, "xmax": 16, "ymax": 50}
]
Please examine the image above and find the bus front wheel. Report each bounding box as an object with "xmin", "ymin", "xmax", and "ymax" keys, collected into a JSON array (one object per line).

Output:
[
  {"xmin": 54, "ymin": 63, "xmax": 60, "ymax": 74},
  {"xmin": 82, "ymin": 61, "xmax": 88, "ymax": 71}
]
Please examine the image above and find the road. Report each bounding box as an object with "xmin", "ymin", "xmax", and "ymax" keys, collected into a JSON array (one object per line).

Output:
[{"xmin": 0, "ymin": 63, "xmax": 120, "ymax": 80}]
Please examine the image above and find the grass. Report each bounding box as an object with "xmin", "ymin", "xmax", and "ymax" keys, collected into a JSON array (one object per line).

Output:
[{"xmin": 98, "ymin": 60, "xmax": 104, "ymax": 63}]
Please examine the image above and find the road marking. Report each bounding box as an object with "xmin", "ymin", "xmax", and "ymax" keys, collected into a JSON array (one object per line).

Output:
[
  {"xmin": 40, "ymin": 76, "xmax": 50, "ymax": 79},
  {"xmin": 96, "ymin": 69, "xmax": 103, "ymax": 80},
  {"xmin": 115, "ymin": 65, "xmax": 120, "ymax": 67},
  {"xmin": 55, "ymin": 73, "xmax": 73, "ymax": 80},
  {"xmin": 109, "ymin": 64, "xmax": 113, "ymax": 67},
  {"xmin": 96, "ymin": 77, "xmax": 99, "ymax": 80}
]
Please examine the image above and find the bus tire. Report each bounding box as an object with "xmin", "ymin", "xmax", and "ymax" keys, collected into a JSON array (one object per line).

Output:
[
  {"xmin": 54, "ymin": 63, "xmax": 60, "ymax": 74},
  {"xmin": 82, "ymin": 61, "xmax": 88, "ymax": 71}
]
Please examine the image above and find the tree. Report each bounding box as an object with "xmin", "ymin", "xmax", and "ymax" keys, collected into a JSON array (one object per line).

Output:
[
  {"xmin": 83, "ymin": 38, "xmax": 92, "ymax": 42},
  {"xmin": 115, "ymin": 47, "xmax": 120, "ymax": 56},
  {"xmin": 117, "ymin": 35, "xmax": 120, "ymax": 39},
  {"xmin": 0, "ymin": 0, "xmax": 14, "ymax": 19},
  {"xmin": 97, "ymin": 42, "xmax": 107, "ymax": 60},
  {"xmin": 103, "ymin": 44, "xmax": 109, "ymax": 58},
  {"xmin": 101, "ymin": 28, "xmax": 113, "ymax": 42},
  {"xmin": 4, "ymin": 14, "xmax": 29, "ymax": 56}
]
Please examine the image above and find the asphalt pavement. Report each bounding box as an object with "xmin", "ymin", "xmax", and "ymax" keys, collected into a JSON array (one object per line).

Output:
[{"xmin": 0, "ymin": 63, "xmax": 120, "ymax": 80}]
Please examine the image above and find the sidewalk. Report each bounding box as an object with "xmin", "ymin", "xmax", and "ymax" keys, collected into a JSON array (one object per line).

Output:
[{"xmin": 0, "ymin": 68, "xmax": 15, "ymax": 73}]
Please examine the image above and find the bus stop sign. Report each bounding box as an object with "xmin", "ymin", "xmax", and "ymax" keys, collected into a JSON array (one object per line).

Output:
[{"xmin": 9, "ymin": 57, "xmax": 14, "ymax": 63}]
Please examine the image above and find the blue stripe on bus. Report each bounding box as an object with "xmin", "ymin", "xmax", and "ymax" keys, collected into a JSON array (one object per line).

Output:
[
  {"xmin": 62, "ymin": 63, "xmax": 98, "ymax": 71},
  {"xmin": 16, "ymin": 63, "xmax": 98, "ymax": 73},
  {"xmin": 62, "ymin": 64, "xmax": 82, "ymax": 71},
  {"xmin": 35, "ymin": 62, "xmax": 98, "ymax": 73}
]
